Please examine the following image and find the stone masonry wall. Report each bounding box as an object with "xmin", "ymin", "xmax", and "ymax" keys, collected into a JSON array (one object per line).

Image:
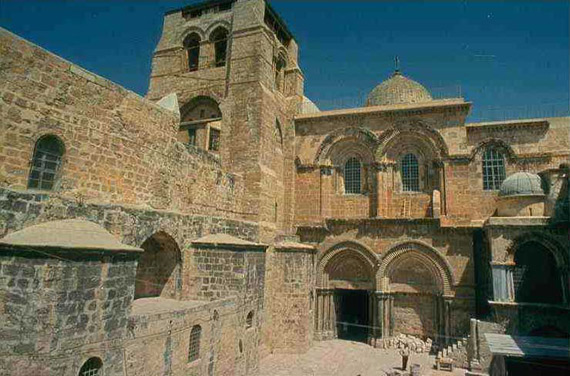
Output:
[
  {"xmin": 0, "ymin": 28, "xmax": 252, "ymax": 223},
  {"xmin": 0, "ymin": 248, "xmax": 137, "ymax": 376},
  {"xmin": 263, "ymin": 247, "xmax": 316, "ymax": 354}
]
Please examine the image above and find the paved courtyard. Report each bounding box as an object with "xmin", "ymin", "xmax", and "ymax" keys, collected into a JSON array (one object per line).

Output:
[{"xmin": 259, "ymin": 340, "xmax": 467, "ymax": 376}]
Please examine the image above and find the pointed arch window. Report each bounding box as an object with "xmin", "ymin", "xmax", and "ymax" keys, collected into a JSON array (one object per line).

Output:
[
  {"xmin": 482, "ymin": 148, "xmax": 506, "ymax": 190},
  {"xmin": 211, "ymin": 27, "xmax": 228, "ymax": 67},
  {"xmin": 28, "ymin": 135, "xmax": 65, "ymax": 191},
  {"xmin": 344, "ymin": 157, "xmax": 361, "ymax": 194},
  {"xmin": 184, "ymin": 33, "xmax": 201, "ymax": 72},
  {"xmin": 401, "ymin": 153, "xmax": 419, "ymax": 192},
  {"xmin": 188, "ymin": 325, "xmax": 202, "ymax": 362}
]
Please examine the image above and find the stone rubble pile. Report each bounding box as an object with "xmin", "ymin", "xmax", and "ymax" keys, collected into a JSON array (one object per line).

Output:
[{"xmin": 382, "ymin": 334, "xmax": 434, "ymax": 354}]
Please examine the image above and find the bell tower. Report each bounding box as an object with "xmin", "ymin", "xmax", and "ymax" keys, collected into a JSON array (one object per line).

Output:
[{"xmin": 147, "ymin": 0, "xmax": 304, "ymax": 242}]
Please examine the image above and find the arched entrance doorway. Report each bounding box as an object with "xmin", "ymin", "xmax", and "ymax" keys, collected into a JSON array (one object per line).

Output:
[
  {"xmin": 315, "ymin": 242, "xmax": 378, "ymax": 343},
  {"xmin": 134, "ymin": 231, "xmax": 182, "ymax": 299}
]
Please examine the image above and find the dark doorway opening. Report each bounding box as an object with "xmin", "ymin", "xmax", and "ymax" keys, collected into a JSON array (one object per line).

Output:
[
  {"xmin": 506, "ymin": 357, "xmax": 570, "ymax": 376},
  {"xmin": 335, "ymin": 289, "xmax": 369, "ymax": 342}
]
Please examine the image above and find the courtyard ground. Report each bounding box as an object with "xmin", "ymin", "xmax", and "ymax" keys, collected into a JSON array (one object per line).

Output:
[{"xmin": 259, "ymin": 339, "xmax": 467, "ymax": 376}]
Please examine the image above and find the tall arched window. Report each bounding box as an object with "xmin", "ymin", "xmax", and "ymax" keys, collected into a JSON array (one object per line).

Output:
[
  {"xmin": 482, "ymin": 147, "xmax": 506, "ymax": 190},
  {"xmin": 79, "ymin": 357, "xmax": 102, "ymax": 376},
  {"xmin": 28, "ymin": 135, "xmax": 64, "ymax": 191},
  {"xmin": 184, "ymin": 33, "xmax": 201, "ymax": 72},
  {"xmin": 188, "ymin": 325, "xmax": 202, "ymax": 362},
  {"xmin": 274, "ymin": 119, "xmax": 283, "ymax": 147},
  {"xmin": 401, "ymin": 153, "xmax": 419, "ymax": 192},
  {"xmin": 210, "ymin": 27, "xmax": 228, "ymax": 67},
  {"xmin": 513, "ymin": 242, "xmax": 563, "ymax": 304},
  {"xmin": 344, "ymin": 157, "xmax": 361, "ymax": 194},
  {"xmin": 246, "ymin": 311, "xmax": 254, "ymax": 329},
  {"xmin": 275, "ymin": 55, "xmax": 286, "ymax": 92}
]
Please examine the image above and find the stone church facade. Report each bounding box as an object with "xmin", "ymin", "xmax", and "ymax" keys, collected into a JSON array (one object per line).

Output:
[{"xmin": 0, "ymin": 1, "xmax": 568, "ymax": 375}]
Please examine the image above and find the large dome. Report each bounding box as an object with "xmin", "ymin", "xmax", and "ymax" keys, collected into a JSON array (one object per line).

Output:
[
  {"xmin": 499, "ymin": 172, "xmax": 545, "ymax": 197},
  {"xmin": 366, "ymin": 70, "xmax": 432, "ymax": 107}
]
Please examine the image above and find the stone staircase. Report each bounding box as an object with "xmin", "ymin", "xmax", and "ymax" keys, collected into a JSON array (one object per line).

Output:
[{"xmin": 436, "ymin": 336, "xmax": 470, "ymax": 369}]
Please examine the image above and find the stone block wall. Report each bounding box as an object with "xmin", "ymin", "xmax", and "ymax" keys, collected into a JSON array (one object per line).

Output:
[
  {"xmin": 263, "ymin": 246, "xmax": 316, "ymax": 354},
  {"xmin": 124, "ymin": 297, "xmax": 255, "ymax": 376},
  {"xmin": 0, "ymin": 27, "xmax": 251, "ymax": 222},
  {"xmin": 0, "ymin": 247, "xmax": 138, "ymax": 376}
]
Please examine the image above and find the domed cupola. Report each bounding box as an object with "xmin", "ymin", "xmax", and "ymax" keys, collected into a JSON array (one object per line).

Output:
[
  {"xmin": 366, "ymin": 70, "xmax": 433, "ymax": 107},
  {"xmin": 496, "ymin": 172, "xmax": 546, "ymax": 217},
  {"xmin": 498, "ymin": 172, "xmax": 545, "ymax": 197}
]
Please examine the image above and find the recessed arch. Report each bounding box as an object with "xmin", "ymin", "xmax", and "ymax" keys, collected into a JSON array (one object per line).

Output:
[
  {"xmin": 314, "ymin": 127, "xmax": 379, "ymax": 165},
  {"xmin": 179, "ymin": 26, "xmax": 206, "ymax": 43},
  {"xmin": 505, "ymin": 231, "xmax": 568, "ymax": 268},
  {"xmin": 134, "ymin": 231, "xmax": 182, "ymax": 299},
  {"xmin": 470, "ymin": 138, "xmax": 516, "ymax": 162},
  {"xmin": 317, "ymin": 240, "xmax": 379, "ymax": 289},
  {"xmin": 379, "ymin": 241, "xmax": 455, "ymax": 296},
  {"xmin": 180, "ymin": 96, "xmax": 222, "ymax": 122}
]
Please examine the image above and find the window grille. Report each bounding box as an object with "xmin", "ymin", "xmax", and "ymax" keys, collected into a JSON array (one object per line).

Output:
[
  {"xmin": 482, "ymin": 148, "xmax": 506, "ymax": 190},
  {"xmin": 28, "ymin": 135, "xmax": 64, "ymax": 191},
  {"xmin": 79, "ymin": 357, "xmax": 102, "ymax": 376},
  {"xmin": 184, "ymin": 33, "xmax": 201, "ymax": 72},
  {"xmin": 401, "ymin": 153, "xmax": 420, "ymax": 192},
  {"xmin": 209, "ymin": 129, "xmax": 220, "ymax": 151},
  {"xmin": 246, "ymin": 311, "xmax": 254, "ymax": 328},
  {"xmin": 188, "ymin": 325, "xmax": 202, "ymax": 362},
  {"xmin": 344, "ymin": 157, "xmax": 361, "ymax": 194}
]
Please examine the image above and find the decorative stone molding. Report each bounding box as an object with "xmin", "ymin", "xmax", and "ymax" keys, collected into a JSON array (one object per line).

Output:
[
  {"xmin": 378, "ymin": 240, "xmax": 455, "ymax": 296},
  {"xmin": 314, "ymin": 127, "xmax": 380, "ymax": 165},
  {"xmin": 316, "ymin": 240, "xmax": 380, "ymax": 288},
  {"xmin": 469, "ymin": 138, "xmax": 516, "ymax": 162}
]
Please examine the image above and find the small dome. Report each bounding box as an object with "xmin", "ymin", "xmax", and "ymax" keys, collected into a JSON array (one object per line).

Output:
[
  {"xmin": 499, "ymin": 172, "xmax": 545, "ymax": 197},
  {"xmin": 299, "ymin": 96, "xmax": 320, "ymax": 114},
  {"xmin": 366, "ymin": 70, "xmax": 432, "ymax": 107}
]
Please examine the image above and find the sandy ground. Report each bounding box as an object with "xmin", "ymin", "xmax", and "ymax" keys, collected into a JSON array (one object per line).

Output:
[{"xmin": 259, "ymin": 339, "xmax": 466, "ymax": 376}]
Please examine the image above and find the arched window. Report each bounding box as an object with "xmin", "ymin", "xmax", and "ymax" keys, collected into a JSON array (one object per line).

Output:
[
  {"xmin": 79, "ymin": 357, "xmax": 102, "ymax": 376},
  {"xmin": 246, "ymin": 311, "xmax": 254, "ymax": 329},
  {"xmin": 210, "ymin": 27, "xmax": 228, "ymax": 67},
  {"xmin": 28, "ymin": 135, "xmax": 64, "ymax": 191},
  {"xmin": 275, "ymin": 55, "xmax": 286, "ymax": 92},
  {"xmin": 184, "ymin": 33, "xmax": 201, "ymax": 72},
  {"xmin": 401, "ymin": 153, "xmax": 419, "ymax": 192},
  {"xmin": 482, "ymin": 147, "xmax": 506, "ymax": 190},
  {"xmin": 513, "ymin": 242, "xmax": 563, "ymax": 304},
  {"xmin": 344, "ymin": 157, "xmax": 361, "ymax": 194},
  {"xmin": 274, "ymin": 119, "xmax": 283, "ymax": 147},
  {"xmin": 188, "ymin": 325, "xmax": 202, "ymax": 362}
]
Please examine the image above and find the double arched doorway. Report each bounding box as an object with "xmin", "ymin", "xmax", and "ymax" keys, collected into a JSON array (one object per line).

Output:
[{"xmin": 315, "ymin": 241, "xmax": 455, "ymax": 345}]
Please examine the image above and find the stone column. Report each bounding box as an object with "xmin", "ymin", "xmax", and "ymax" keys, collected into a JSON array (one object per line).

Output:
[
  {"xmin": 319, "ymin": 166, "xmax": 333, "ymax": 218},
  {"xmin": 443, "ymin": 296, "xmax": 453, "ymax": 345}
]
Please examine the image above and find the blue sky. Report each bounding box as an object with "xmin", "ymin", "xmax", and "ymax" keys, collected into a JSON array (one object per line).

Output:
[{"xmin": 1, "ymin": 1, "xmax": 568, "ymax": 120}]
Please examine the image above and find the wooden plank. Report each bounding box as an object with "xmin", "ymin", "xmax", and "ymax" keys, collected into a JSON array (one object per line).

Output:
[{"xmin": 485, "ymin": 334, "xmax": 570, "ymax": 359}]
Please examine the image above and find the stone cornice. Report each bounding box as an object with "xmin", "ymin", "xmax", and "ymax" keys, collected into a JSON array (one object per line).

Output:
[
  {"xmin": 294, "ymin": 100, "xmax": 470, "ymax": 122},
  {"xmin": 465, "ymin": 118, "xmax": 550, "ymax": 131}
]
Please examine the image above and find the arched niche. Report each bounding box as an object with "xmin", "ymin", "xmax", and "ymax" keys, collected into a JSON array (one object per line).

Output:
[
  {"xmin": 134, "ymin": 231, "xmax": 182, "ymax": 299},
  {"xmin": 317, "ymin": 241, "xmax": 379, "ymax": 290},
  {"xmin": 379, "ymin": 241, "xmax": 455, "ymax": 296}
]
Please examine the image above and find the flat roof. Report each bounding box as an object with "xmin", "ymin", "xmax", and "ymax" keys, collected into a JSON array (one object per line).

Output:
[{"xmin": 485, "ymin": 333, "xmax": 570, "ymax": 359}]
